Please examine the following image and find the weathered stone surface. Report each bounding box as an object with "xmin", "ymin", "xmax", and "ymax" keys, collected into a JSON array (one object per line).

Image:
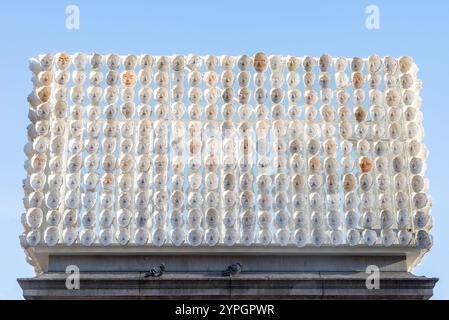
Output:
[
  {"xmin": 18, "ymin": 271, "xmax": 437, "ymax": 300},
  {"xmin": 18, "ymin": 253, "xmax": 437, "ymax": 300}
]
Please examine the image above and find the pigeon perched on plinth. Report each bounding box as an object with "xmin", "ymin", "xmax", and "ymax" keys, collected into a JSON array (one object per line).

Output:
[
  {"xmin": 144, "ymin": 263, "xmax": 166, "ymax": 278},
  {"xmin": 223, "ymin": 262, "xmax": 242, "ymax": 276}
]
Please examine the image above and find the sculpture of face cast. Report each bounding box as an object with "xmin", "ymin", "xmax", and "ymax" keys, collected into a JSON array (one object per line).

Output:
[
  {"xmin": 241, "ymin": 210, "xmax": 256, "ymax": 228},
  {"xmin": 253, "ymin": 72, "xmax": 267, "ymax": 89},
  {"xmin": 236, "ymin": 54, "xmax": 250, "ymax": 71},
  {"xmin": 403, "ymin": 90, "xmax": 416, "ymax": 109},
  {"xmin": 368, "ymin": 73, "xmax": 381, "ymax": 89},
  {"xmin": 185, "ymin": 54, "xmax": 200, "ymax": 71},
  {"xmin": 222, "ymin": 209, "xmax": 237, "ymax": 228},
  {"xmin": 342, "ymin": 173, "xmax": 356, "ymax": 192},
  {"xmin": 290, "ymin": 192, "xmax": 305, "ymax": 210},
  {"xmin": 350, "ymin": 57, "xmax": 364, "ymax": 72},
  {"xmin": 201, "ymin": 228, "xmax": 217, "ymax": 246},
  {"xmin": 290, "ymin": 211, "xmax": 306, "ymax": 231},
  {"xmin": 356, "ymin": 139, "xmax": 370, "ymax": 155},
  {"xmin": 122, "ymin": 54, "xmax": 137, "ymax": 70},
  {"xmin": 258, "ymin": 229, "xmax": 272, "ymax": 246},
  {"xmin": 359, "ymin": 156, "xmax": 373, "ymax": 173},
  {"xmin": 400, "ymin": 73, "xmax": 414, "ymax": 89},
  {"xmin": 385, "ymin": 88, "xmax": 400, "ymax": 107},
  {"xmin": 361, "ymin": 229, "xmax": 377, "ymax": 246},
  {"xmin": 288, "ymin": 173, "xmax": 304, "ymax": 192},
  {"xmin": 302, "ymin": 56, "xmax": 315, "ymax": 72},
  {"xmin": 26, "ymin": 207, "xmax": 43, "ymax": 229},
  {"xmin": 253, "ymin": 52, "xmax": 268, "ymax": 72},
  {"xmin": 342, "ymin": 210, "xmax": 358, "ymax": 230},
  {"xmin": 352, "ymin": 72, "xmax": 364, "ymax": 89},
  {"xmin": 252, "ymin": 88, "xmax": 266, "ymax": 106},
  {"xmin": 411, "ymin": 175, "xmax": 425, "ymax": 193},
  {"xmin": 222, "ymin": 227, "xmax": 237, "ymax": 246},
  {"xmin": 304, "ymin": 138, "xmax": 319, "ymax": 156},
  {"xmin": 236, "ymin": 70, "xmax": 250, "ymax": 87},
  {"xmin": 291, "ymin": 228, "xmax": 307, "ymax": 248},
  {"xmin": 171, "ymin": 55, "xmax": 185, "ymax": 72},
  {"xmin": 201, "ymin": 71, "xmax": 218, "ymax": 89},
  {"xmin": 319, "ymin": 74, "xmax": 330, "ymax": 89},
  {"xmin": 55, "ymin": 52, "xmax": 70, "ymax": 70},
  {"xmin": 257, "ymin": 189, "xmax": 274, "ymax": 209},
  {"xmin": 383, "ymin": 56, "xmax": 397, "ymax": 74},
  {"xmin": 395, "ymin": 191, "xmax": 409, "ymax": 209},
  {"xmin": 346, "ymin": 228, "xmax": 361, "ymax": 246},
  {"xmin": 413, "ymin": 193, "xmax": 428, "ymax": 209},
  {"xmin": 319, "ymin": 54, "xmax": 332, "ymax": 73},
  {"xmin": 369, "ymin": 89, "xmax": 383, "ymax": 105},
  {"xmin": 216, "ymin": 209, "xmax": 233, "ymax": 228},
  {"xmin": 395, "ymin": 209, "xmax": 411, "ymax": 230},
  {"xmin": 70, "ymin": 52, "xmax": 86, "ymax": 70},
  {"xmin": 335, "ymin": 72, "xmax": 348, "ymax": 90},
  {"xmin": 89, "ymin": 53, "xmax": 102, "ymax": 69},
  {"xmin": 270, "ymin": 72, "xmax": 284, "ymax": 88},
  {"xmin": 284, "ymin": 55, "xmax": 298, "ymax": 72},
  {"xmin": 398, "ymin": 56, "xmax": 413, "ymax": 73},
  {"xmin": 268, "ymin": 55, "xmax": 282, "ymax": 72},
  {"xmin": 36, "ymin": 85, "xmax": 52, "ymax": 103},
  {"xmin": 239, "ymin": 190, "xmax": 254, "ymax": 209},
  {"xmin": 132, "ymin": 228, "xmax": 149, "ymax": 245},
  {"xmin": 171, "ymin": 84, "xmax": 185, "ymax": 102},
  {"xmin": 217, "ymin": 55, "xmax": 233, "ymax": 70},
  {"xmin": 37, "ymin": 70, "xmax": 53, "ymax": 86},
  {"xmin": 304, "ymin": 90, "xmax": 318, "ymax": 106},
  {"xmin": 221, "ymin": 87, "xmax": 234, "ymax": 103},
  {"xmin": 38, "ymin": 53, "xmax": 54, "ymax": 71},
  {"xmin": 413, "ymin": 210, "xmax": 430, "ymax": 230},
  {"xmin": 26, "ymin": 229, "xmax": 42, "ymax": 246},
  {"xmin": 308, "ymin": 192, "xmax": 322, "ymax": 210},
  {"xmin": 275, "ymin": 229, "xmax": 290, "ymax": 246},
  {"xmin": 237, "ymin": 87, "xmax": 250, "ymax": 104},
  {"xmin": 358, "ymin": 173, "xmax": 373, "ymax": 192},
  {"xmin": 168, "ymin": 211, "xmax": 184, "ymax": 229},
  {"xmin": 367, "ymin": 54, "xmax": 382, "ymax": 73},
  {"xmin": 397, "ymin": 230, "xmax": 412, "ymax": 246},
  {"xmin": 202, "ymin": 55, "xmax": 217, "ymax": 71},
  {"xmin": 285, "ymin": 72, "xmax": 299, "ymax": 90},
  {"xmin": 381, "ymin": 229, "xmax": 396, "ymax": 247},
  {"xmin": 311, "ymin": 228, "xmax": 325, "ymax": 247},
  {"xmin": 185, "ymin": 228, "xmax": 202, "ymax": 246},
  {"xmin": 119, "ymin": 70, "xmax": 136, "ymax": 88},
  {"xmin": 353, "ymin": 106, "xmax": 366, "ymax": 122},
  {"xmin": 138, "ymin": 54, "xmax": 153, "ymax": 69},
  {"xmin": 416, "ymin": 230, "xmax": 432, "ymax": 249},
  {"xmin": 178, "ymin": 209, "xmax": 197, "ymax": 230},
  {"xmin": 113, "ymin": 228, "xmax": 129, "ymax": 245},
  {"xmin": 369, "ymin": 105, "xmax": 385, "ymax": 122},
  {"xmin": 43, "ymin": 226, "xmax": 59, "ymax": 246}
]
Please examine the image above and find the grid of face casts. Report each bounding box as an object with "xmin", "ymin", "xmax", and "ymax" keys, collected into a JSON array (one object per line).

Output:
[{"xmin": 22, "ymin": 53, "xmax": 432, "ymax": 249}]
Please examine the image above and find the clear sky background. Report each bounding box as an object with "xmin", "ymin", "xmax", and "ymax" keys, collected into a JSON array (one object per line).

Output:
[{"xmin": 0, "ymin": 0, "xmax": 447, "ymax": 299}]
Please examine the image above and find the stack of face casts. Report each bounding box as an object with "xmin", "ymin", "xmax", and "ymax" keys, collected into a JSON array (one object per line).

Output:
[{"xmin": 22, "ymin": 52, "xmax": 432, "ymax": 250}]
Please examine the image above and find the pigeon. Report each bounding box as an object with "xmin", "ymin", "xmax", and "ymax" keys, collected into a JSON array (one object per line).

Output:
[
  {"xmin": 223, "ymin": 262, "xmax": 242, "ymax": 276},
  {"xmin": 144, "ymin": 263, "xmax": 166, "ymax": 278}
]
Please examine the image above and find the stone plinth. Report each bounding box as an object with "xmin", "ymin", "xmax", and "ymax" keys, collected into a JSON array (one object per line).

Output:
[{"xmin": 18, "ymin": 245, "xmax": 437, "ymax": 299}]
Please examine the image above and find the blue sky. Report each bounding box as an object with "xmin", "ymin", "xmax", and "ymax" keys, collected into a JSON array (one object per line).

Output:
[{"xmin": 0, "ymin": 0, "xmax": 448, "ymax": 299}]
